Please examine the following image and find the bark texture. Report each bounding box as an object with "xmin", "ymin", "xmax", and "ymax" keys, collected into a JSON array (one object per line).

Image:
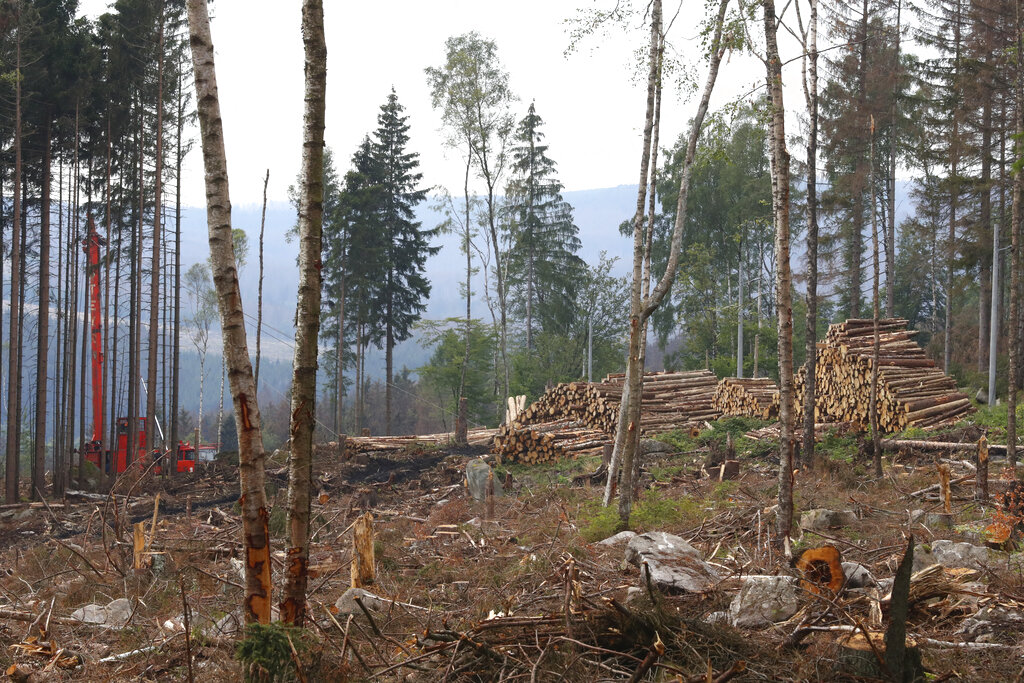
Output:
[
  {"xmin": 765, "ymin": 0, "xmax": 796, "ymax": 542},
  {"xmin": 282, "ymin": 0, "xmax": 327, "ymax": 627},
  {"xmin": 801, "ymin": 0, "xmax": 819, "ymax": 466},
  {"xmin": 186, "ymin": 0, "xmax": 272, "ymax": 624},
  {"xmin": 607, "ymin": 0, "xmax": 730, "ymax": 519}
]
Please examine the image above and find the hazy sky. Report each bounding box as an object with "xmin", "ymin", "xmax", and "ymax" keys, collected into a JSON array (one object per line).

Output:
[{"xmin": 77, "ymin": 1, "xmax": 784, "ymax": 208}]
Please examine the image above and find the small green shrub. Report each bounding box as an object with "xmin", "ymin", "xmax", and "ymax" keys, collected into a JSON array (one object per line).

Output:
[
  {"xmin": 629, "ymin": 489, "xmax": 696, "ymax": 531},
  {"xmin": 817, "ymin": 429, "xmax": 858, "ymax": 463},
  {"xmin": 236, "ymin": 623, "xmax": 307, "ymax": 683},
  {"xmin": 268, "ymin": 507, "xmax": 287, "ymax": 536},
  {"xmin": 579, "ymin": 501, "xmax": 625, "ymax": 542}
]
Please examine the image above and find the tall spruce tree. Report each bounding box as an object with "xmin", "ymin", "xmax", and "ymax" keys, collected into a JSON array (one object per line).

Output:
[
  {"xmin": 504, "ymin": 102, "xmax": 584, "ymax": 349},
  {"xmin": 371, "ymin": 89, "xmax": 435, "ymax": 435}
]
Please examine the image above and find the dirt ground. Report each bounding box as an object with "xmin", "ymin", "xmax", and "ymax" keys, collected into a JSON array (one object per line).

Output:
[{"xmin": 0, "ymin": 419, "xmax": 1020, "ymax": 682}]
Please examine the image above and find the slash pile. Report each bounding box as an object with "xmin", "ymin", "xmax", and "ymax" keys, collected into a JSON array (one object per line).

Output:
[
  {"xmin": 795, "ymin": 318, "xmax": 973, "ymax": 432},
  {"xmin": 493, "ymin": 370, "xmax": 720, "ymax": 464},
  {"xmin": 713, "ymin": 377, "xmax": 780, "ymax": 420}
]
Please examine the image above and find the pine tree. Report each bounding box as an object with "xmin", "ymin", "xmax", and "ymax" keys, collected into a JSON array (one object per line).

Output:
[
  {"xmin": 370, "ymin": 89, "xmax": 435, "ymax": 435},
  {"xmin": 504, "ymin": 102, "xmax": 584, "ymax": 349}
]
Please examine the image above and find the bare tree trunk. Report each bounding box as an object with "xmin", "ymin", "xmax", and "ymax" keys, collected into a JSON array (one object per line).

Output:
[
  {"xmin": 171, "ymin": 54, "xmax": 185, "ymax": 472},
  {"xmin": 147, "ymin": 6, "xmax": 166, "ymax": 458},
  {"xmin": 32, "ymin": 121, "xmax": 51, "ymax": 499},
  {"xmin": 5, "ymin": 34, "xmax": 23, "ymax": 504},
  {"xmin": 456, "ymin": 154, "xmax": 472, "ymax": 444},
  {"xmin": 869, "ymin": 116, "xmax": 882, "ymax": 475},
  {"xmin": 608, "ymin": 0, "xmax": 730, "ymax": 519},
  {"xmin": 605, "ymin": 0, "xmax": 663, "ymax": 511},
  {"xmin": 765, "ymin": 0, "xmax": 795, "ymax": 546},
  {"xmin": 886, "ymin": 0, "xmax": 900, "ymax": 319},
  {"xmin": 282, "ymin": 0, "xmax": 326, "ymax": 627},
  {"xmin": 737, "ymin": 236, "xmax": 744, "ymax": 378},
  {"xmin": 980, "ymin": 98, "xmax": 992, "ymax": 375},
  {"xmin": 186, "ymin": 0, "xmax": 272, "ymax": 624},
  {"xmin": 801, "ymin": 0, "xmax": 819, "ymax": 465},
  {"xmin": 255, "ymin": 169, "xmax": 269, "ymax": 394},
  {"xmin": 1009, "ymin": 0, "xmax": 1022, "ymax": 471}
]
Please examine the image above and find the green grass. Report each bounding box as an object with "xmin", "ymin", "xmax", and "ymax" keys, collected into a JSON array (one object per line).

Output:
[{"xmin": 816, "ymin": 428, "xmax": 859, "ymax": 463}]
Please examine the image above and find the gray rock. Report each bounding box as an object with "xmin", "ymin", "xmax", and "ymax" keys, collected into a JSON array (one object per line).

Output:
[
  {"xmin": 958, "ymin": 607, "xmax": 1024, "ymax": 642},
  {"xmin": 842, "ymin": 562, "xmax": 876, "ymax": 589},
  {"xmin": 207, "ymin": 610, "xmax": 242, "ymax": 637},
  {"xmin": 922, "ymin": 513, "xmax": 954, "ymax": 529},
  {"xmin": 70, "ymin": 597, "xmax": 133, "ymax": 627},
  {"xmin": 465, "ymin": 459, "xmax": 503, "ymax": 503},
  {"xmin": 598, "ymin": 531, "xmax": 637, "ymax": 547},
  {"xmin": 931, "ymin": 540, "xmax": 991, "ymax": 569},
  {"xmin": 639, "ymin": 439, "xmax": 674, "ymax": 456},
  {"xmin": 800, "ymin": 508, "xmax": 858, "ymax": 530},
  {"xmin": 704, "ymin": 610, "xmax": 731, "ymax": 626},
  {"xmin": 70, "ymin": 603, "xmax": 107, "ymax": 625},
  {"xmin": 909, "ymin": 509, "xmax": 925, "ymax": 524},
  {"xmin": 104, "ymin": 598, "xmax": 133, "ymax": 627},
  {"xmin": 729, "ymin": 575, "xmax": 800, "ymax": 628},
  {"xmin": 625, "ymin": 532, "xmax": 720, "ymax": 593},
  {"xmin": 335, "ymin": 587, "xmax": 388, "ymax": 616}
]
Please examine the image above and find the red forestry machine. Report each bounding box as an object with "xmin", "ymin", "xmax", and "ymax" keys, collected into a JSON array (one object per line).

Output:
[{"xmin": 79, "ymin": 217, "xmax": 196, "ymax": 475}]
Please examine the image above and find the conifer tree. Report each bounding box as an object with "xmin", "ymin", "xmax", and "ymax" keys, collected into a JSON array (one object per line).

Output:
[
  {"xmin": 504, "ymin": 102, "xmax": 584, "ymax": 348},
  {"xmin": 371, "ymin": 89, "xmax": 435, "ymax": 435}
]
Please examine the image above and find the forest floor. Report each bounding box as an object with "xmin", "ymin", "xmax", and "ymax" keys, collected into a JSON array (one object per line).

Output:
[{"xmin": 0, "ymin": 412, "xmax": 1022, "ymax": 682}]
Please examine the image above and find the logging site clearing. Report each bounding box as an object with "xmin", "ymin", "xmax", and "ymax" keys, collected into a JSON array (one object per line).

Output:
[{"xmin": 0, "ymin": 319, "xmax": 1020, "ymax": 682}]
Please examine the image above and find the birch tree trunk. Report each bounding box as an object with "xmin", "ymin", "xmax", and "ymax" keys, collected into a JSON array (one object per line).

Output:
[
  {"xmin": 869, "ymin": 116, "xmax": 882, "ymax": 475},
  {"xmin": 765, "ymin": 0, "xmax": 795, "ymax": 545},
  {"xmin": 255, "ymin": 169, "xmax": 269, "ymax": 394},
  {"xmin": 801, "ymin": 0, "xmax": 819, "ymax": 465},
  {"xmin": 186, "ymin": 0, "xmax": 272, "ymax": 624},
  {"xmin": 282, "ymin": 0, "xmax": 326, "ymax": 627},
  {"xmin": 607, "ymin": 0, "xmax": 730, "ymax": 519}
]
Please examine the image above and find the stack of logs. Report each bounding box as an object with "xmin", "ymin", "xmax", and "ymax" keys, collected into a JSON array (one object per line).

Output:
[
  {"xmin": 795, "ymin": 318, "xmax": 974, "ymax": 432},
  {"xmin": 713, "ymin": 377, "xmax": 780, "ymax": 420},
  {"xmin": 316, "ymin": 428, "xmax": 498, "ymax": 457},
  {"xmin": 492, "ymin": 370, "xmax": 720, "ymax": 464}
]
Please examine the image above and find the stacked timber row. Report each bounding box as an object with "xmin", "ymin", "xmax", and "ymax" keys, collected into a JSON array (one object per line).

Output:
[
  {"xmin": 491, "ymin": 420, "xmax": 610, "ymax": 465},
  {"xmin": 493, "ymin": 370, "xmax": 721, "ymax": 464},
  {"xmin": 316, "ymin": 428, "xmax": 498, "ymax": 457},
  {"xmin": 795, "ymin": 318, "xmax": 974, "ymax": 432},
  {"xmin": 713, "ymin": 377, "xmax": 780, "ymax": 419}
]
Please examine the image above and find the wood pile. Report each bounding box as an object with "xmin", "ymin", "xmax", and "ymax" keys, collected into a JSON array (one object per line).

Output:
[
  {"xmin": 492, "ymin": 419, "xmax": 610, "ymax": 464},
  {"xmin": 713, "ymin": 377, "xmax": 780, "ymax": 419},
  {"xmin": 795, "ymin": 318, "xmax": 974, "ymax": 432},
  {"xmin": 316, "ymin": 428, "xmax": 498, "ymax": 457},
  {"xmin": 493, "ymin": 370, "xmax": 721, "ymax": 464}
]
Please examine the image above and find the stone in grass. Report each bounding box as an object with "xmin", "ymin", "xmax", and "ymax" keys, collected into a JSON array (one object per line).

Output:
[
  {"xmin": 625, "ymin": 532, "xmax": 720, "ymax": 593},
  {"xmin": 728, "ymin": 575, "xmax": 800, "ymax": 628},
  {"xmin": 334, "ymin": 587, "xmax": 388, "ymax": 616},
  {"xmin": 597, "ymin": 530, "xmax": 637, "ymax": 547},
  {"xmin": 70, "ymin": 597, "xmax": 133, "ymax": 628},
  {"xmin": 800, "ymin": 508, "xmax": 858, "ymax": 531},
  {"xmin": 465, "ymin": 459, "xmax": 503, "ymax": 503}
]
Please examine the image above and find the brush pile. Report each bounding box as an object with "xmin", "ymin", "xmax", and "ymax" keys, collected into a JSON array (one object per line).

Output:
[
  {"xmin": 493, "ymin": 371, "xmax": 720, "ymax": 464},
  {"xmin": 713, "ymin": 377, "xmax": 780, "ymax": 420},
  {"xmin": 795, "ymin": 318, "xmax": 973, "ymax": 432}
]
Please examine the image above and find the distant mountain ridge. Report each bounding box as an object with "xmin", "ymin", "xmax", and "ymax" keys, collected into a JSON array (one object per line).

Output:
[{"xmin": 178, "ymin": 185, "xmax": 640, "ymax": 377}]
